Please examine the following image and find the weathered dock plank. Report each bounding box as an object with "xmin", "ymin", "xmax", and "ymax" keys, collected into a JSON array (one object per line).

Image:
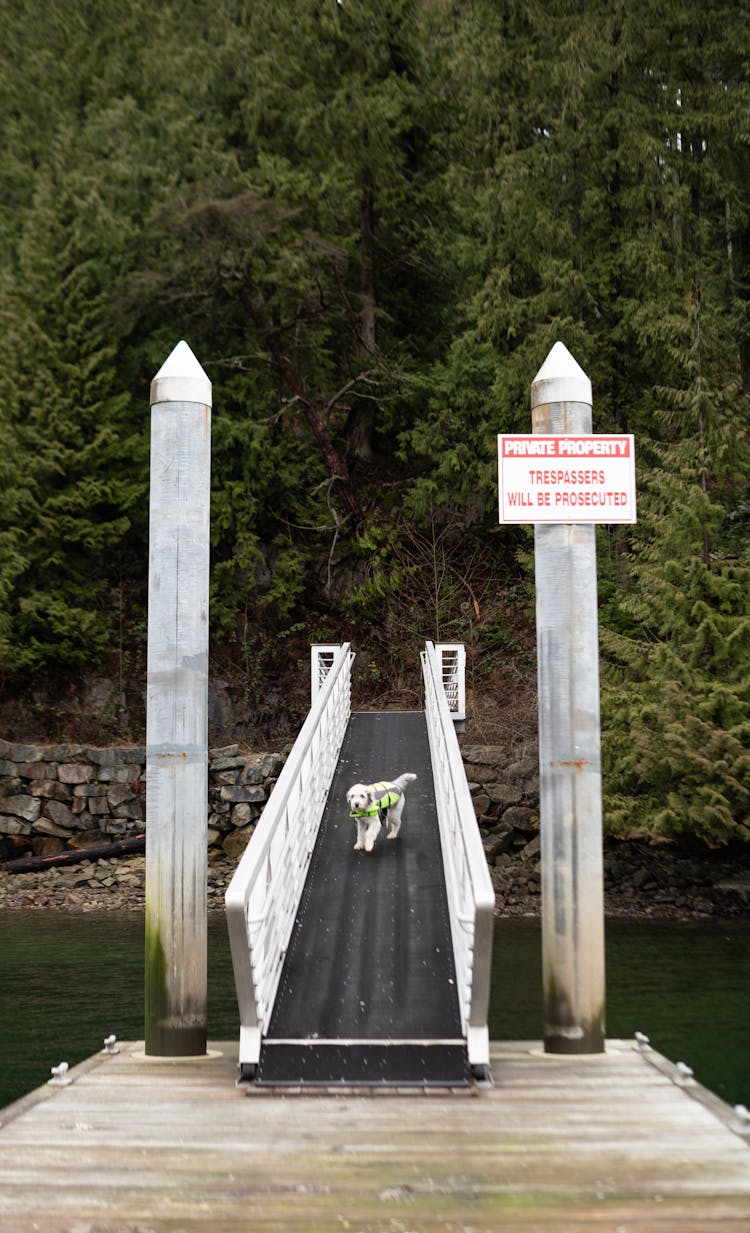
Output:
[{"xmin": 1, "ymin": 1040, "xmax": 748, "ymax": 1231}]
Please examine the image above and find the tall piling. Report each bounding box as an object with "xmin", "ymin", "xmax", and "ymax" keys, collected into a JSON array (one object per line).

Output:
[
  {"xmin": 532, "ymin": 342, "xmax": 606, "ymax": 1054},
  {"xmin": 145, "ymin": 341, "xmax": 212, "ymax": 1057}
]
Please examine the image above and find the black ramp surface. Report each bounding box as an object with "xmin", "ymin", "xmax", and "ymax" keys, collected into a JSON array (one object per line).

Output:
[{"xmin": 258, "ymin": 711, "xmax": 468, "ymax": 1085}]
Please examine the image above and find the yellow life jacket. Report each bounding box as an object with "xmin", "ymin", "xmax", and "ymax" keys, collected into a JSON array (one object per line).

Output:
[{"xmin": 349, "ymin": 781, "xmax": 401, "ymax": 818}]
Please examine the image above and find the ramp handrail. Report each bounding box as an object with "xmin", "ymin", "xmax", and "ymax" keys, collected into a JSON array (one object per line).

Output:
[
  {"xmin": 421, "ymin": 641, "xmax": 495, "ymax": 1071},
  {"xmin": 435, "ymin": 642, "xmax": 466, "ymax": 722},
  {"xmin": 225, "ymin": 643, "xmax": 355, "ymax": 1070}
]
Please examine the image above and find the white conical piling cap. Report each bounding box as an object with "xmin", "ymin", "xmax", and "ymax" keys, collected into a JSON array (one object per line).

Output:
[
  {"xmin": 150, "ymin": 340, "xmax": 212, "ymax": 407},
  {"xmin": 531, "ymin": 341, "xmax": 591, "ymax": 409}
]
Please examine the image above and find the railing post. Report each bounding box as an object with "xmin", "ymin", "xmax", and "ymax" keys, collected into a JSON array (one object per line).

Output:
[
  {"xmin": 145, "ymin": 340, "xmax": 212, "ymax": 1057},
  {"xmin": 531, "ymin": 342, "xmax": 606, "ymax": 1054},
  {"xmin": 311, "ymin": 645, "xmax": 339, "ymax": 704},
  {"xmin": 435, "ymin": 643, "xmax": 466, "ymax": 723}
]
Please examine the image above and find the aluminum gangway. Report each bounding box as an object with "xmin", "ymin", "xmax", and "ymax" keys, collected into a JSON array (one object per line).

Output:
[{"xmin": 225, "ymin": 643, "xmax": 495, "ymax": 1087}]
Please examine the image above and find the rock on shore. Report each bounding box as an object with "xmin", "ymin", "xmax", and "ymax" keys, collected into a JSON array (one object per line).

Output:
[
  {"xmin": 1, "ymin": 840, "xmax": 749, "ymax": 919},
  {"xmin": 491, "ymin": 838, "xmax": 750, "ymax": 919},
  {"xmin": 0, "ymin": 852, "xmax": 237, "ymax": 913}
]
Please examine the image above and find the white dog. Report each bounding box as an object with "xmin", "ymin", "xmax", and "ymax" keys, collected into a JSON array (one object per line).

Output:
[{"xmin": 346, "ymin": 773, "xmax": 417, "ymax": 853}]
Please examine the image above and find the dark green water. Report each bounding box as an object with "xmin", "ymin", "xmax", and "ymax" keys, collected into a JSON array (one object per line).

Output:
[
  {"xmin": 491, "ymin": 917, "xmax": 750, "ymax": 1108},
  {"xmin": 1, "ymin": 912, "xmax": 748, "ymax": 1111}
]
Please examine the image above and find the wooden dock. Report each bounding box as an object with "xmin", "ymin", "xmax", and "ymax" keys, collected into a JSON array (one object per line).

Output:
[{"xmin": 1, "ymin": 1039, "xmax": 749, "ymax": 1231}]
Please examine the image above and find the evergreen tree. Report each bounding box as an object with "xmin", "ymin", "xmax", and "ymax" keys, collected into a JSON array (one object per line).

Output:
[
  {"xmin": 0, "ymin": 127, "xmax": 146, "ymax": 673},
  {"xmin": 597, "ymin": 1, "xmax": 750, "ymax": 844},
  {"xmin": 600, "ymin": 382, "xmax": 750, "ymax": 845},
  {"xmin": 0, "ymin": 0, "xmax": 748, "ymax": 848},
  {"xmin": 112, "ymin": 0, "xmax": 455, "ymax": 636}
]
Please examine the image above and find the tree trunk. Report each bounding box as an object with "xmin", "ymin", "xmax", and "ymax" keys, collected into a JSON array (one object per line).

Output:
[
  {"xmin": 244, "ymin": 297, "xmax": 364, "ymax": 522},
  {"xmin": 359, "ymin": 178, "xmax": 377, "ymax": 354},
  {"xmin": 346, "ymin": 178, "xmax": 379, "ymax": 463}
]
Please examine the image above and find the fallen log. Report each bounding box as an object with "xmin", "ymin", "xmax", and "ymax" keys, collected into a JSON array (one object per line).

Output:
[{"xmin": 4, "ymin": 833, "xmax": 145, "ymax": 874}]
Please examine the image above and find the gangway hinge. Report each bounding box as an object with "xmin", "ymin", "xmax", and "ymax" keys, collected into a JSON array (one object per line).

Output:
[{"xmin": 236, "ymin": 1063, "xmax": 257, "ymax": 1087}]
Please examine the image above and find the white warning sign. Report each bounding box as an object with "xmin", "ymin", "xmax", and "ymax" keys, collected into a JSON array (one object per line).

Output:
[{"xmin": 498, "ymin": 435, "xmax": 636, "ymax": 524}]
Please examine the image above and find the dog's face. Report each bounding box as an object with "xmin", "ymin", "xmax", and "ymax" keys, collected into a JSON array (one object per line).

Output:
[{"xmin": 346, "ymin": 784, "xmax": 373, "ymax": 814}]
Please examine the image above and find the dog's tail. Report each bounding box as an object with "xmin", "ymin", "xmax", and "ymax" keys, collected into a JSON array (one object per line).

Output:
[{"xmin": 392, "ymin": 772, "xmax": 417, "ymax": 792}]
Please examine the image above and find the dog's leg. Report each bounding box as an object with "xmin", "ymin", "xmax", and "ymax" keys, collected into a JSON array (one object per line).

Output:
[
  {"xmin": 354, "ymin": 818, "xmax": 367, "ymax": 850},
  {"xmin": 364, "ymin": 817, "xmax": 381, "ymax": 852},
  {"xmin": 386, "ymin": 797, "xmax": 405, "ymax": 839}
]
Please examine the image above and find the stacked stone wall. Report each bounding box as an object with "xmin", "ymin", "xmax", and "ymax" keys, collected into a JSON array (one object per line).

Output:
[
  {"xmin": 0, "ymin": 738, "xmax": 542, "ymax": 869},
  {"xmin": 0, "ymin": 741, "xmax": 283, "ymax": 862},
  {"xmin": 460, "ymin": 741, "xmax": 541, "ymax": 871}
]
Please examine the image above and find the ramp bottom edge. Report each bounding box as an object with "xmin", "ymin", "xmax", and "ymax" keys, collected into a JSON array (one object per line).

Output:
[{"xmin": 257, "ymin": 1042, "xmax": 470, "ymax": 1087}]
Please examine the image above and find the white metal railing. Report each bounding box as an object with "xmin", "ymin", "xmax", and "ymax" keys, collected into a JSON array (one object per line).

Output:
[
  {"xmin": 435, "ymin": 642, "xmax": 466, "ymax": 722},
  {"xmin": 421, "ymin": 640, "xmax": 495, "ymax": 1071},
  {"xmin": 225, "ymin": 643, "xmax": 355, "ymax": 1071},
  {"xmin": 310, "ymin": 644, "xmax": 339, "ymax": 703}
]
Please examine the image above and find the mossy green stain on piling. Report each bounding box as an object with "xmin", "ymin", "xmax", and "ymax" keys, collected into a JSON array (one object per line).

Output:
[
  {"xmin": 144, "ymin": 909, "xmax": 169, "ymax": 1054},
  {"xmin": 144, "ymin": 904, "xmax": 208, "ymax": 1057}
]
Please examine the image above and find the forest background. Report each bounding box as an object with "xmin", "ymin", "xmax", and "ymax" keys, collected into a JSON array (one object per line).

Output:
[{"xmin": 0, "ymin": 0, "xmax": 748, "ymax": 850}]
